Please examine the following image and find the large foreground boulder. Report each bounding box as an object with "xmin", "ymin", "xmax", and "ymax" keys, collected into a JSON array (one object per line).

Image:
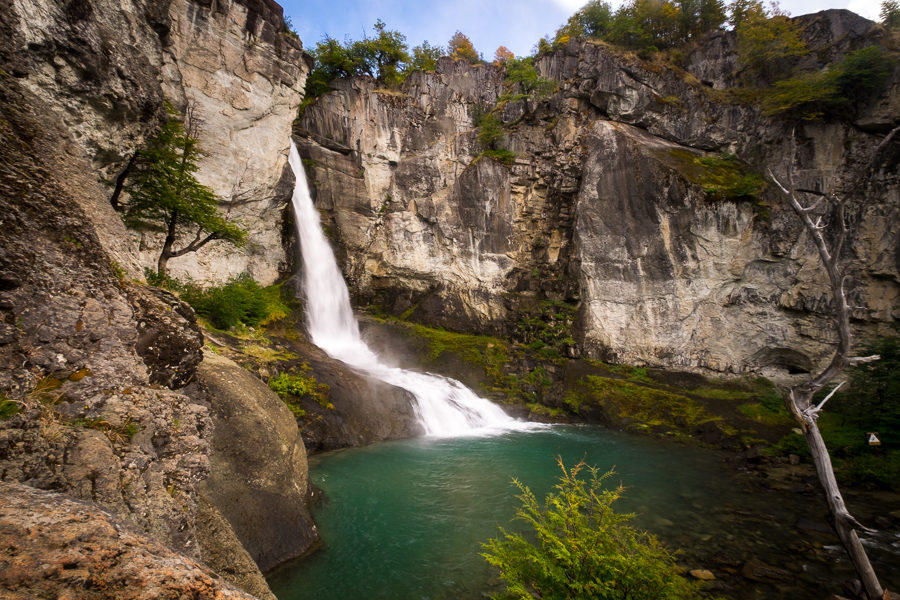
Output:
[{"xmin": 0, "ymin": 482, "xmax": 258, "ymax": 600}]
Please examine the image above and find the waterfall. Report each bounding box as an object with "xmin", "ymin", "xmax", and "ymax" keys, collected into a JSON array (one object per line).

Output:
[{"xmin": 288, "ymin": 140, "xmax": 529, "ymax": 437}]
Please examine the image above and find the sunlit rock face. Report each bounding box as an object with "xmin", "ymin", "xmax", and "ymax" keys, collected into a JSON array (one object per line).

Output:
[
  {"xmin": 5, "ymin": 0, "xmax": 310, "ymax": 285},
  {"xmin": 297, "ymin": 12, "xmax": 898, "ymax": 377},
  {"xmin": 154, "ymin": 0, "xmax": 310, "ymax": 285}
]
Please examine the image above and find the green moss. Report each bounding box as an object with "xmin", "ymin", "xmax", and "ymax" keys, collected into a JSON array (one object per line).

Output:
[
  {"xmin": 737, "ymin": 402, "xmax": 793, "ymax": 426},
  {"xmin": 0, "ymin": 395, "xmax": 21, "ymax": 419},
  {"xmin": 526, "ymin": 402, "xmax": 565, "ymax": 418},
  {"xmin": 405, "ymin": 322, "xmax": 510, "ymax": 379},
  {"xmin": 268, "ymin": 366, "xmax": 332, "ymax": 418},
  {"xmin": 578, "ymin": 375, "xmax": 719, "ymax": 433},
  {"xmin": 660, "ymin": 149, "xmax": 766, "ymax": 202}
]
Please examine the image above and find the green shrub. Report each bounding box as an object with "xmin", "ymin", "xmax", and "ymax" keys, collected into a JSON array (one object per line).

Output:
[
  {"xmin": 763, "ymin": 46, "xmax": 895, "ymax": 119},
  {"xmin": 477, "ymin": 112, "xmax": 504, "ymax": 150},
  {"xmin": 268, "ymin": 367, "xmax": 331, "ymax": 418},
  {"xmin": 482, "ymin": 459, "xmax": 701, "ymax": 600},
  {"xmin": 504, "ymin": 57, "xmax": 556, "ymax": 100},
  {"xmin": 151, "ymin": 273, "xmax": 291, "ymax": 330},
  {"xmin": 482, "ymin": 149, "xmax": 516, "ymax": 165}
]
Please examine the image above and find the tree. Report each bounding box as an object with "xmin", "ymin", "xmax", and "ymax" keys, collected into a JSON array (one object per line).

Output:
[
  {"xmin": 493, "ymin": 45, "xmax": 515, "ymax": 66},
  {"xmin": 303, "ymin": 21, "xmax": 411, "ymax": 103},
  {"xmin": 119, "ymin": 103, "xmax": 247, "ymax": 277},
  {"xmin": 349, "ymin": 20, "xmax": 410, "ymax": 85},
  {"xmin": 449, "ymin": 31, "xmax": 480, "ymax": 63},
  {"xmin": 727, "ymin": 0, "xmax": 764, "ymax": 28},
  {"xmin": 767, "ymin": 129, "xmax": 894, "ymax": 600},
  {"xmin": 736, "ymin": 6, "xmax": 808, "ymax": 82},
  {"xmin": 410, "ymin": 41, "xmax": 444, "ymax": 72},
  {"xmin": 882, "ymin": 0, "xmax": 900, "ymax": 27},
  {"xmin": 482, "ymin": 458, "xmax": 700, "ymax": 600},
  {"xmin": 698, "ymin": 0, "xmax": 727, "ymax": 34}
]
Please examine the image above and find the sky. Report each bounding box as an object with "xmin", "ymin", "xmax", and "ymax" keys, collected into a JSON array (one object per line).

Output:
[{"xmin": 281, "ymin": 0, "xmax": 884, "ymax": 59}]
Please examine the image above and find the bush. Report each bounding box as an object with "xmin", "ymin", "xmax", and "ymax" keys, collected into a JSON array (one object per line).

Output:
[
  {"xmin": 762, "ymin": 46, "xmax": 895, "ymax": 119},
  {"xmin": 504, "ymin": 58, "xmax": 556, "ymax": 100},
  {"xmin": 150, "ymin": 272, "xmax": 291, "ymax": 330},
  {"xmin": 482, "ymin": 459, "xmax": 701, "ymax": 600},
  {"xmin": 477, "ymin": 112, "xmax": 504, "ymax": 150}
]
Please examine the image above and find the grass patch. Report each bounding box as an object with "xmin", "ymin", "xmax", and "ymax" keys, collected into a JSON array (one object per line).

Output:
[
  {"xmin": 71, "ymin": 417, "xmax": 139, "ymax": 443},
  {"xmin": 241, "ymin": 343, "xmax": 299, "ymax": 363},
  {"xmin": 659, "ymin": 149, "xmax": 766, "ymax": 202}
]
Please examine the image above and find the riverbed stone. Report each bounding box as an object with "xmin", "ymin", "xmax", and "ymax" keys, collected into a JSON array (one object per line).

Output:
[
  {"xmin": 740, "ymin": 558, "xmax": 791, "ymax": 582},
  {"xmin": 689, "ymin": 569, "xmax": 716, "ymax": 580}
]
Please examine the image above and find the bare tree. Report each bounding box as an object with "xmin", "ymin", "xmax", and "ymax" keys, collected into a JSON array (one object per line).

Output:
[{"xmin": 767, "ymin": 130, "xmax": 886, "ymax": 600}]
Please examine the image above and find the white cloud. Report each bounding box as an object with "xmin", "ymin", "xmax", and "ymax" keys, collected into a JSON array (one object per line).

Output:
[
  {"xmin": 550, "ymin": 0, "xmax": 588, "ymax": 11},
  {"xmin": 843, "ymin": 0, "xmax": 880, "ymax": 19}
]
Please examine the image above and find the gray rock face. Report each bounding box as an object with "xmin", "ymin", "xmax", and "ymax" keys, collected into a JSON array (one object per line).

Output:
[
  {"xmin": 147, "ymin": 0, "xmax": 310, "ymax": 285},
  {"xmin": 287, "ymin": 341, "xmax": 423, "ymax": 453},
  {"xmin": 0, "ymin": 75, "xmax": 211, "ymax": 559},
  {"xmin": 297, "ymin": 22, "xmax": 899, "ymax": 378},
  {"xmin": 190, "ymin": 351, "xmax": 318, "ymax": 573},
  {"xmin": 3, "ymin": 0, "xmax": 310, "ymax": 285}
]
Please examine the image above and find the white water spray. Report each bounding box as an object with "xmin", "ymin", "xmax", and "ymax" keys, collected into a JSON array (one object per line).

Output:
[{"xmin": 289, "ymin": 140, "xmax": 529, "ymax": 437}]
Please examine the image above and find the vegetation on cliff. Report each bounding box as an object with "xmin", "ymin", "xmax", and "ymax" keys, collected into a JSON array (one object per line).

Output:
[{"xmin": 115, "ymin": 103, "xmax": 247, "ymax": 277}]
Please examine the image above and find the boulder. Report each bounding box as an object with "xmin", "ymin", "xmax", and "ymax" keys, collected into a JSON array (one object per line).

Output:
[
  {"xmin": 191, "ymin": 351, "xmax": 318, "ymax": 572},
  {"xmin": 0, "ymin": 482, "xmax": 258, "ymax": 600}
]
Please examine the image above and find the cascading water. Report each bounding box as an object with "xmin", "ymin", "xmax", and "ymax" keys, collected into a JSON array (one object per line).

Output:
[{"xmin": 288, "ymin": 140, "xmax": 529, "ymax": 437}]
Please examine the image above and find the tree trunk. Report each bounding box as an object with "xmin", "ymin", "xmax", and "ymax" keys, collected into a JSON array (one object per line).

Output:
[
  {"xmin": 157, "ymin": 209, "xmax": 178, "ymax": 278},
  {"xmin": 788, "ymin": 389, "xmax": 884, "ymax": 599}
]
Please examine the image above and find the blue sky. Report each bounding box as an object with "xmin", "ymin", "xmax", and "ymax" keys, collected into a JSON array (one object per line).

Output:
[{"xmin": 281, "ymin": 0, "xmax": 883, "ymax": 58}]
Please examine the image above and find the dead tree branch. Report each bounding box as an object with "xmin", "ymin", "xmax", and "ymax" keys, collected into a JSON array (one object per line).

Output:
[{"xmin": 767, "ymin": 130, "xmax": 884, "ymax": 599}]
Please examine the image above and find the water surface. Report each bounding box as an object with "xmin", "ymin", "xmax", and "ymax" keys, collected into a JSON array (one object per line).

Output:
[{"xmin": 268, "ymin": 425, "xmax": 899, "ymax": 599}]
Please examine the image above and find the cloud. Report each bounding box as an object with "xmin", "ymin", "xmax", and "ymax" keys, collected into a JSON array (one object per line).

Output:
[{"xmin": 551, "ymin": 0, "xmax": 587, "ymax": 11}]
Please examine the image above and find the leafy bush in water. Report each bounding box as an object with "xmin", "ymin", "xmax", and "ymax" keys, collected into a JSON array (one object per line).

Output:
[{"xmin": 483, "ymin": 459, "xmax": 700, "ymax": 600}]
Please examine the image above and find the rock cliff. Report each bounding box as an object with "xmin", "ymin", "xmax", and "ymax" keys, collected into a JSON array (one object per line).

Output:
[
  {"xmin": 0, "ymin": 0, "xmax": 316, "ymax": 597},
  {"xmin": 4, "ymin": 0, "xmax": 309, "ymax": 285},
  {"xmin": 296, "ymin": 10, "xmax": 899, "ymax": 377}
]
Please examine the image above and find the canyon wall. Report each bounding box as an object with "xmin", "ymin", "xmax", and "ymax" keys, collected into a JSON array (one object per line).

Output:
[
  {"xmin": 5, "ymin": 0, "xmax": 309, "ymax": 285},
  {"xmin": 296, "ymin": 10, "xmax": 899, "ymax": 378},
  {"xmin": 0, "ymin": 0, "xmax": 314, "ymax": 597}
]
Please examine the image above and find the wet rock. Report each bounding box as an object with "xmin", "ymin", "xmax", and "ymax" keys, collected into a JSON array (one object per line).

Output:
[
  {"xmin": 296, "ymin": 351, "xmax": 424, "ymax": 453},
  {"xmin": 0, "ymin": 482, "xmax": 257, "ymax": 600},
  {"xmin": 690, "ymin": 569, "xmax": 716, "ymax": 580}
]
